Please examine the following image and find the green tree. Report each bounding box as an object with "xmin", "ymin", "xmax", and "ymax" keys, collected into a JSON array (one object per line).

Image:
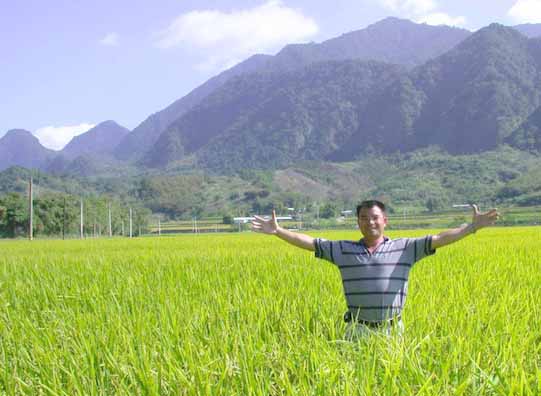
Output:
[
  {"xmin": 320, "ymin": 202, "xmax": 338, "ymax": 219},
  {"xmin": 0, "ymin": 193, "xmax": 27, "ymax": 237}
]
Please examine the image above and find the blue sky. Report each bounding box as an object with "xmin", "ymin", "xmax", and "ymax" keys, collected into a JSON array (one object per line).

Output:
[{"xmin": 1, "ymin": 0, "xmax": 539, "ymax": 149}]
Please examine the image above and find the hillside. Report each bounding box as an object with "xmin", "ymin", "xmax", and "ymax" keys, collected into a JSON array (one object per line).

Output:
[
  {"xmin": 144, "ymin": 60, "xmax": 405, "ymax": 169},
  {"xmin": 4, "ymin": 146, "xmax": 541, "ymax": 221},
  {"xmin": 61, "ymin": 120, "xmax": 130, "ymax": 160},
  {"xmin": 141, "ymin": 24, "xmax": 541, "ymax": 171},
  {"xmin": 0, "ymin": 129, "xmax": 55, "ymax": 171},
  {"xmin": 115, "ymin": 18, "xmax": 470, "ymax": 163}
]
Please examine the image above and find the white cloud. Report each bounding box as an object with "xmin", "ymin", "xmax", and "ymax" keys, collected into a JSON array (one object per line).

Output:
[
  {"xmin": 415, "ymin": 13, "xmax": 467, "ymax": 27},
  {"xmin": 508, "ymin": 0, "xmax": 541, "ymax": 23},
  {"xmin": 154, "ymin": 1, "xmax": 318, "ymax": 72},
  {"xmin": 378, "ymin": 0, "xmax": 466, "ymax": 27},
  {"xmin": 34, "ymin": 123, "xmax": 95, "ymax": 150},
  {"xmin": 100, "ymin": 32, "xmax": 119, "ymax": 46}
]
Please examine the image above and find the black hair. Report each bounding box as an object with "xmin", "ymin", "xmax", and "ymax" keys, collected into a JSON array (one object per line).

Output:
[{"xmin": 356, "ymin": 200, "xmax": 386, "ymax": 217}]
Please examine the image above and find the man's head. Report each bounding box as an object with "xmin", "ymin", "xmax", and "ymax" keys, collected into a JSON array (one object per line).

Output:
[{"xmin": 356, "ymin": 200, "xmax": 388, "ymax": 241}]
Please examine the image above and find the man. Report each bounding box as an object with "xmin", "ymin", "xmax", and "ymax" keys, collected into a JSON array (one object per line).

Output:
[{"xmin": 251, "ymin": 200, "xmax": 499, "ymax": 339}]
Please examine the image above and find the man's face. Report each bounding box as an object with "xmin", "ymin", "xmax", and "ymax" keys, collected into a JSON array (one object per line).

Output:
[{"xmin": 357, "ymin": 206, "xmax": 387, "ymax": 240}]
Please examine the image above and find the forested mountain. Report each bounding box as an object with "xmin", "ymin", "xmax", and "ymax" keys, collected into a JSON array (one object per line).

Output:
[
  {"xmin": 0, "ymin": 129, "xmax": 55, "ymax": 171},
  {"xmin": 114, "ymin": 18, "xmax": 470, "ymax": 163},
  {"xmin": 141, "ymin": 24, "xmax": 541, "ymax": 170},
  {"xmin": 3, "ymin": 19, "xmax": 541, "ymax": 177},
  {"xmin": 505, "ymin": 106, "xmax": 541, "ymax": 152},
  {"xmin": 269, "ymin": 17, "xmax": 470, "ymax": 70},
  {"xmin": 143, "ymin": 60, "xmax": 406, "ymax": 169},
  {"xmin": 61, "ymin": 120, "xmax": 129, "ymax": 160},
  {"xmin": 348, "ymin": 23, "xmax": 541, "ymax": 157}
]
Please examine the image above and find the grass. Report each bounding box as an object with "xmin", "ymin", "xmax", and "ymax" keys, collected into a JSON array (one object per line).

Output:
[{"xmin": 0, "ymin": 227, "xmax": 540, "ymax": 394}]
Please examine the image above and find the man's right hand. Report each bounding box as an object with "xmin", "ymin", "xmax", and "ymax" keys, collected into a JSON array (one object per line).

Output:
[{"xmin": 251, "ymin": 210, "xmax": 279, "ymax": 234}]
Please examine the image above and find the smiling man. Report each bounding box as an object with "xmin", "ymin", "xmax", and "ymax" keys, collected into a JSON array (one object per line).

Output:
[{"xmin": 251, "ymin": 200, "xmax": 499, "ymax": 339}]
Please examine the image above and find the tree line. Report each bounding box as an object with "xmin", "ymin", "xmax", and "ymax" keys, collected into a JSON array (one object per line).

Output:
[{"xmin": 0, "ymin": 192, "xmax": 151, "ymax": 238}]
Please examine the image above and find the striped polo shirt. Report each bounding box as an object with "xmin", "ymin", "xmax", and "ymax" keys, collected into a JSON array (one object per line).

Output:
[{"xmin": 314, "ymin": 236, "xmax": 435, "ymax": 322}]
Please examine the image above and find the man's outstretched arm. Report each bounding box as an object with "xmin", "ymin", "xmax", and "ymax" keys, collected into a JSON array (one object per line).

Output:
[
  {"xmin": 431, "ymin": 204, "xmax": 499, "ymax": 249},
  {"xmin": 251, "ymin": 210, "xmax": 315, "ymax": 251}
]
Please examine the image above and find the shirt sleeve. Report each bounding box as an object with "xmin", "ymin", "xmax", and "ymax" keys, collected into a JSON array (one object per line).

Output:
[
  {"xmin": 314, "ymin": 238, "xmax": 337, "ymax": 264},
  {"xmin": 410, "ymin": 235, "xmax": 436, "ymax": 264}
]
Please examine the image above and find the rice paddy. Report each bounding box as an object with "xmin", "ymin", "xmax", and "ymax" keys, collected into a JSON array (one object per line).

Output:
[{"xmin": 1, "ymin": 227, "xmax": 540, "ymax": 395}]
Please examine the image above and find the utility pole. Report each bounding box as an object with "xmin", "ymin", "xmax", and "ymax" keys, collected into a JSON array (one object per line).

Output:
[
  {"xmin": 158, "ymin": 219, "xmax": 161, "ymax": 236},
  {"xmin": 108, "ymin": 202, "xmax": 112, "ymax": 238},
  {"xmin": 28, "ymin": 176, "xmax": 33, "ymax": 241},
  {"xmin": 80, "ymin": 198, "xmax": 84, "ymax": 239},
  {"xmin": 62, "ymin": 196, "xmax": 66, "ymax": 240},
  {"xmin": 129, "ymin": 207, "xmax": 133, "ymax": 238}
]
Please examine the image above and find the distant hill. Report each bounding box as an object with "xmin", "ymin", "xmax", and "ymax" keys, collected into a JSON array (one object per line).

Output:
[
  {"xmin": 0, "ymin": 129, "xmax": 55, "ymax": 171},
  {"xmin": 116, "ymin": 17, "xmax": 471, "ymax": 163},
  {"xmin": 61, "ymin": 120, "xmax": 129, "ymax": 160}
]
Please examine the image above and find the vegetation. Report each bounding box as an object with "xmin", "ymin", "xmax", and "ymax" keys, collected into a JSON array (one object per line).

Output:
[
  {"xmin": 0, "ymin": 189, "xmax": 151, "ymax": 238},
  {"xmin": 1, "ymin": 228, "xmax": 540, "ymax": 394},
  {"xmin": 2, "ymin": 145, "xmax": 541, "ymax": 236},
  {"xmin": 136, "ymin": 24, "xmax": 541, "ymax": 171}
]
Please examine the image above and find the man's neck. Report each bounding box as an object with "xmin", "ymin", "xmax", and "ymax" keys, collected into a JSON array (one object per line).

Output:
[{"xmin": 362, "ymin": 236, "xmax": 385, "ymax": 249}]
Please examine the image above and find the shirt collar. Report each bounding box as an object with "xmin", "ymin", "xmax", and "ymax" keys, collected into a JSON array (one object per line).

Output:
[{"xmin": 359, "ymin": 236, "xmax": 389, "ymax": 246}]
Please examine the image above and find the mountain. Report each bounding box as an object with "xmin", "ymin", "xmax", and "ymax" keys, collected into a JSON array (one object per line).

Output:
[
  {"xmin": 0, "ymin": 129, "xmax": 55, "ymax": 171},
  {"xmin": 142, "ymin": 60, "xmax": 406, "ymax": 170},
  {"xmin": 505, "ymin": 106, "xmax": 541, "ymax": 152},
  {"xmin": 404, "ymin": 23, "xmax": 541, "ymax": 153},
  {"xmin": 115, "ymin": 18, "xmax": 470, "ymax": 163},
  {"xmin": 269, "ymin": 17, "xmax": 471, "ymax": 71},
  {"xmin": 335, "ymin": 23, "xmax": 541, "ymax": 158},
  {"xmin": 140, "ymin": 24, "xmax": 541, "ymax": 171},
  {"xmin": 513, "ymin": 23, "xmax": 541, "ymax": 38},
  {"xmin": 61, "ymin": 120, "xmax": 130, "ymax": 160}
]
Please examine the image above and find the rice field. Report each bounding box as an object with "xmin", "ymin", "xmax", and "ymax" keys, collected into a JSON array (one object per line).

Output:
[{"xmin": 1, "ymin": 227, "xmax": 540, "ymax": 395}]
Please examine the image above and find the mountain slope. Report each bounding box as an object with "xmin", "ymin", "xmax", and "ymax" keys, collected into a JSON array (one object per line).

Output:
[
  {"xmin": 142, "ymin": 24, "xmax": 541, "ymax": 170},
  {"xmin": 269, "ymin": 17, "xmax": 471, "ymax": 71},
  {"xmin": 335, "ymin": 23, "xmax": 541, "ymax": 158},
  {"xmin": 0, "ymin": 129, "xmax": 55, "ymax": 171},
  {"xmin": 505, "ymin": 105, "xmax": 541, "ymax": 152},
  {"xmin": 116, "ymin": 18, "xmax": 471, "ymax": 163},
  {"xmin": 143, "ymin": 60, "xmax": 406, "ymax": 170},
  {"xmin": 61, "ymin": 120, "xmax": 130, "ymax": 160}
]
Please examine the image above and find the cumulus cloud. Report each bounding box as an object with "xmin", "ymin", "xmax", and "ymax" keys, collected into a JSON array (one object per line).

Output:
[
  {"xmin": 100, "ymin": 32, "xmax": 119, "ymax": 46},
  {"xmin": 34, "ymin": 123, "xmax": 95, "ymax": 150},
  {"xmin": 154, "ymin": 1, "xmax": 318, "ymax": 71},
  {"xmin": 508, "ymin": 0, "xmax": 541, "ymax": 23},
  {"xmin": 378, "ymin": 0, "xmax": 466, "ymax": 27}
]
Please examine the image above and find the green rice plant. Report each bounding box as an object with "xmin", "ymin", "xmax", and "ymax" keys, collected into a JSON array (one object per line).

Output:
[{"xmin": 0, "ymin": 227, "xmax": 540, "ymax": 395}]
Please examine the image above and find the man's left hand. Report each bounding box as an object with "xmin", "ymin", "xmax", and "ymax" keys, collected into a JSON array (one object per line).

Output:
[{"xmin": 471, "ymin": 204, "xmax": 499, "ymax": 231}]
